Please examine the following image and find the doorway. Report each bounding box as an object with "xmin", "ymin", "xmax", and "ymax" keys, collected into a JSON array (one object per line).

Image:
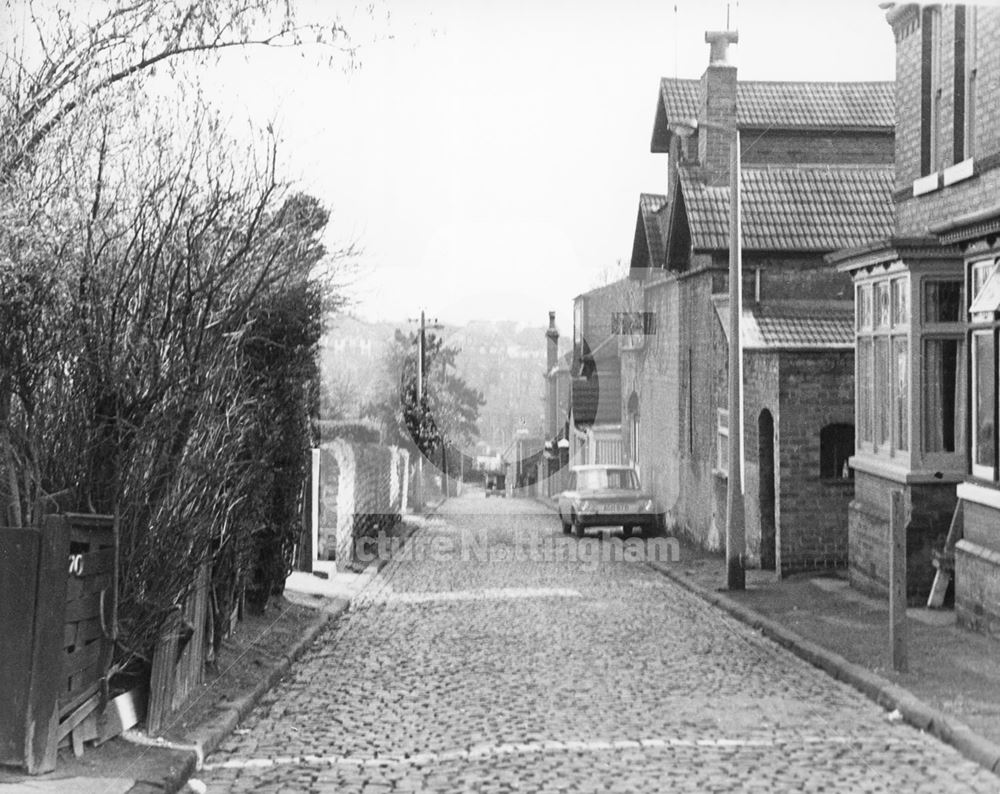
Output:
[{"xmin": 758, "ymin": 409, "xmax": 776, "ymax": 570}]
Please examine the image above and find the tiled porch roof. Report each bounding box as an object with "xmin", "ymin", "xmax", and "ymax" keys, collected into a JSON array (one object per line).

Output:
[
  {"xmin": 638, "ymin": 193, "xmax": 667, "ymax": 267},
  {"xmin": 714, "ymin": 299, "xmax": 854, "ymax": 350}
]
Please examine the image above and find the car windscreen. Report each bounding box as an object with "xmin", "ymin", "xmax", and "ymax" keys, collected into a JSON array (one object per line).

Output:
[{"xmin": 576, "ymin": 469, "xmax": 639, "ymax": 490}]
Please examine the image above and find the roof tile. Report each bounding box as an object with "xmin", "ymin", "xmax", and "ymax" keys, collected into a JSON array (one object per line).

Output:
[
  {"xmin": 678, "ymin": 165, "xmax": 894, "ymax": 252},
  {"xmin": 660, "ymin": 79, "xmax": 894, "ymax": 129}
]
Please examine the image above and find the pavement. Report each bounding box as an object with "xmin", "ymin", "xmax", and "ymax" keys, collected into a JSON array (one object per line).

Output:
[
  {"xmin": 645, "ymin": 539, "xmax": 1000, "ymax": 777},
  {"xmin": 191, "ymin": 493, "xmax": 996, "ymax": 792}
]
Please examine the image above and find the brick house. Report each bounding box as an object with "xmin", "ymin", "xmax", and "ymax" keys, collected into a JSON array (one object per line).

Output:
[
  {"xmin": 830, "ymin": 4, "xmax": 1000, "ymax": 635},
  {"xmin": 569, "ymin": 280, "xmax": 641, "ymax": 467},
  {"xmin": 626, "ymin": 32, "xmax": 895, "ymax": 574}
]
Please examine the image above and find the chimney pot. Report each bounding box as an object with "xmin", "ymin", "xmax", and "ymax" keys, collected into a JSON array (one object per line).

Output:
[{"xmin": 704, "ymin": 30, "xmax": 738, "ymax": 66}]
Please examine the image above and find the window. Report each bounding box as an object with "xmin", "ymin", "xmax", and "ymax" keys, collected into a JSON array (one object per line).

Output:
[
  {"xmin": 923, "ymin": 338, "xmax": 964, "ymax": 453},
  {"xmin": 855, "ymin": 274, "xmax": 909, "ymax": 456},
  {"xmin": 717, "ymin": 408, "xmax": 729, "ymax": 474},
  {"xmin": 923, "ymin": 278, "xmax": 965, "ymax": 457},
  {"xmin": 858, "ymin": 339, "xmax": 873, "ymax": 443},
  {"xmin": 962, "ymin": 6, "xmax": 978, "ymax": 161},
  {"xmin": 924, "ymin": 280, "xmax": 962, "ymax": 323},
  {"xmin": 970, "ymin": 259, "xmax": 1000, "ymax": 481},
  {"xmin": 972, "ymin": 331, "xmax": 996, "ymax": 480},
  {"xmin": 820, "ymin": 424, "xmax": 855, "ymax": 480}
]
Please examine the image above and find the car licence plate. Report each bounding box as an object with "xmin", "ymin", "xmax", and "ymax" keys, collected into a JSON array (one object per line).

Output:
[{"xmin": 604, "ymin": 503, "xmax": 631, "ymax": 513}]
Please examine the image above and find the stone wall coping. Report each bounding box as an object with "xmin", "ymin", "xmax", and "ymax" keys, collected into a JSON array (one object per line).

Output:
[
  {"xmin": 956, "ymin": 481, "xmax": 1000, "ymax": 512},
  {"xmin": 956, "ymin": 538, "xmax": 1000, "ymax": 567},
  {"xmin": 850, "ymin": 455, "xmax": 964, "ymax": 485}
]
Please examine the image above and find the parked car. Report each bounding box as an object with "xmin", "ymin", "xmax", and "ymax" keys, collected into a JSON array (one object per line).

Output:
[
  {"xmin": 557, "ymin": 464, "xmax": 663, "ymax": 538},
  {"xmin": 485, "ymin": 471, "xmax": 506, "ymax": 497}
]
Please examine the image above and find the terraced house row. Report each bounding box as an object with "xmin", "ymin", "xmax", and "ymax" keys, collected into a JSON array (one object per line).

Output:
[{"xmin": 543, "ymin": 3, "xmax": 1000, "ymax": 639}]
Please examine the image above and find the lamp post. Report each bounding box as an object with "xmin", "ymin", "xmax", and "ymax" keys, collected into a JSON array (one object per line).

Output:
[{"xmin": 670, "ymin": 117, "xmax": 745, "ymax": 591}]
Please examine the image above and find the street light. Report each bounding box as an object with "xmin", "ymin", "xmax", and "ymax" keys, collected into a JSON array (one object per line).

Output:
[{"xmin": 670, "ymin": 115, "xmax": 746, "ymax": 591}]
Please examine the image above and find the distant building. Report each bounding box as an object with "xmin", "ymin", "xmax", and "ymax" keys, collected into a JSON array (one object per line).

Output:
[
  {"xmin": 570, "ymin": 280, "xmax": 641, "ymax": 468},
  {"xmin": 626, "ymin": 32, "xmax": 894, "ymax": 574},
  {"xmin": 831, "ymin": 4, "xmax": 1000, "ymax": 635}
]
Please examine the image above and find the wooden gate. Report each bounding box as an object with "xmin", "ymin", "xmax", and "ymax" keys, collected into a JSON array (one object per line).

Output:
[{"xmin": 0, "ymin": 513, "xmax": 116, "ymax": 773}]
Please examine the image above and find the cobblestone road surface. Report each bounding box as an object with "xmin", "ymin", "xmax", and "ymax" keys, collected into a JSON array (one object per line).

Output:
[{"xmin": 198, "ymin": 494, "xmax": 999, "ymax": 793}]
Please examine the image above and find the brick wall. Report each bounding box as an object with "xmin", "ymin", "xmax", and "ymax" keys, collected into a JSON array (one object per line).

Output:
[
  {"xmin": 625, "ymin": 278, "xmax": 683, "ymax": 529},
  {"xmin": 742, "ymin": 130, "xmax": 893, "ymax": 166},
  {"xmin": 776, "ymin": 350, "xmax": 854, "ymax": 574},
  {"xmin": 669, "ymin": 268, "xmax": 727, "ymax": 550},
  {"xmin": 742, "ymin": 351, "xmax": 779, "ymax": 568},
  {"xmin": 698, "ymin": 63, "xmax": 737, "ymax": 186},
  {"xmin": 848, "ymin": 470, "xmax": 956, "ymax": 602},
  {"xmin": 893, "ymin": 7, "xmax": 1000, "ymax": 226},
  {"xmin": 893, "ymin": 8, "xmax": 923, "ymax": 189},
  {"xmin": 956, "ymin": 534, "xmax": 1000, "ymax": 638},
  {"xmin": 744, "ymin": 254, "xmax": 853, "ymax": 302}
]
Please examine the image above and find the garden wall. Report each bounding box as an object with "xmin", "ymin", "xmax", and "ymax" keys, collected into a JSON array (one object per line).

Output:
[{"xmin": 317, "ymin": 439, "xmax": 410, "ymax": 571}]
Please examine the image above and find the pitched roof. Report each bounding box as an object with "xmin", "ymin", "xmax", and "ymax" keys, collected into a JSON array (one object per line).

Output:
[
  {"xmin": 714, "ymin": 299, "xmax": 854, "ymax": 350},
  {"xmin": 629, "ymin": 193, "xmax": 667, "ymax": 268},
  {"xmin": 677, "ymin": 164, "xmax": 894, "ymax": 252},
  {"xmin": 657, "ymin": 79, "xmax": 894, "ymax": 131}
]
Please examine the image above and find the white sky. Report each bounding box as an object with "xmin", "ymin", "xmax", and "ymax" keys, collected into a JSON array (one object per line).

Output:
[{"xmin": 204, "ymin": 0, "xmax": 898, "ymax": 329}]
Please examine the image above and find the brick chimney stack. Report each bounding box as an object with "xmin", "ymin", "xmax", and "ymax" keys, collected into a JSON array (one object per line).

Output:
[
  {"xmin": 546, "ymin": 311, "xmax": 559, "ymax": 372},
  {"xmin": 698, "ymin": 30, "xmax": 738, "ymax": 186},
  {"xmin": 545, "ymin": 311, "xmax": 560, "ymax": 440}
]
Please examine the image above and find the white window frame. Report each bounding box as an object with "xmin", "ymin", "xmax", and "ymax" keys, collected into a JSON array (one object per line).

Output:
[
  {"xmin": 971, "ymin": 329, "xmax": 995, "ymax": 481},
  {"xmin": 919, "ymin": 274, "xmax": 966, "ymax": 471},
  {"xmin": 716, "ymin": 408, "xmax": 729, "ymax": 475},
  {"xmin": 969, "ymin": 257, "xmax": 1000, "ymax": 482}
]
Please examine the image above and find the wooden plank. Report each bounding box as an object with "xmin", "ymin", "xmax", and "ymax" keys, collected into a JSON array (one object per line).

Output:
[
  {"xmin": 24, "ymin": 515, "xmax": 70, "ymax": 774},
  {"xmin": 927, "ymin": 499, "xmax": 964, "ymax": 609},
  {"xmin": 146, "ymin": 611, "xmax": 180, "ymax": 735},
  {"xmin": 66, "ymin": 663, "xmax": 101, "ymax": 703},
  {"xmin": 56, "ymin": 693, "xmax": 100, "ymax": 742},
  {"xmin": 65, "ymin": 512, "xmax": 114, "ymax": 527},
  {"xmin": 64, "ymin": 640, "xmax": 102, "ymax": 678},
  {"xmin": 889, "ymin": 490, "xmax": 907, "ymax": 673},
  {"xmin": 0, "ymin": 528, "xmax": 40, "ymax": 767},
  {"xmin": 69, "ymin": 548, "xmax": 115, "ymax": 579},
  {"xmin": 58, "ymin": 680, "xmax": 101, "ymax": 715},
  {"xmin": 63, "ymin": 617, "xmax": 102, "ymax": 650},
  {"xmin": 63, "ymin": 622, "xmax": 79, "ymax": 650},
  {"xmin": 64, "ymin": 592, "xmax": 102, "ymax": 623}
]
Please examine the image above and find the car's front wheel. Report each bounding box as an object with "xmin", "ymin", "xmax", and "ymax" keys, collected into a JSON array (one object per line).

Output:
[{"xmin": 572, "ymin": 514, "xmax": 585, "ymax": 539}]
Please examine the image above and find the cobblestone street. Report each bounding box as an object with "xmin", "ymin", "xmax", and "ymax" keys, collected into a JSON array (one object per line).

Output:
[{"xmin": 198, "ymin": 494, "xmax": 998, "ymax": 793}]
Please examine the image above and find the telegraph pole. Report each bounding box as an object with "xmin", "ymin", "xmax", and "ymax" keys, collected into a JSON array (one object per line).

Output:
[
  {"xmin": 409, "ymin": 310, "xmax": 442, "ymax": 510},
  {"xmin": 726, "ymin": 129, "xmax": 746, "ymax": 591}
]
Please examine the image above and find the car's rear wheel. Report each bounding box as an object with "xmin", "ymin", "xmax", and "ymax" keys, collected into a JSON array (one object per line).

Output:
[{"xmin": 560, "ymin": 516, "xmax": 571, "ymax": 534}]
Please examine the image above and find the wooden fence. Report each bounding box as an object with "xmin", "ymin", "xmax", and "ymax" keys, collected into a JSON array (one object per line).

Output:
[{"xmin": 146, "ymin": 560, "xmax": 211, "ymax": 735}]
